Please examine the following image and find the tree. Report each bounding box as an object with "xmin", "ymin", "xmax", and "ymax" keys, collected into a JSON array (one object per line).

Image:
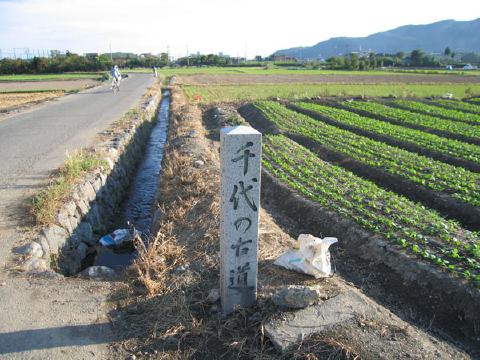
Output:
[
  {"xmin": 349, "ymin": 53, "xmax": 359, "ymax": 70},
  {"xmin": 410, "ymin": 49, "xmax": 424, "ymax": 67},
  {"xmin": 444, "ymin": 47, "xmax": 451, "ymax": 56}
]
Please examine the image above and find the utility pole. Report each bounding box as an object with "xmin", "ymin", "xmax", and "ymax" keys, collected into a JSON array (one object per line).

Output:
[
  {"xmin": 109, "ymin": 43, "xmax": 113, "ymax": 63},
  {"xmin": 187, "ymin": 45, "xmax": 189, "ymax": 67}
]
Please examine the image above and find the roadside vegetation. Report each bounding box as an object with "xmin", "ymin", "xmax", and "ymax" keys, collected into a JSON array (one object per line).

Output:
[{"xmin": 30, "ymin": 151, "xmax": 107, "ymax": 225}]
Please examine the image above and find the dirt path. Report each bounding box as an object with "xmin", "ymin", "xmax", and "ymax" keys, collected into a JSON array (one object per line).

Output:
[
  {"xmin": 178, "ymin": 73, "xmax": 480, "ymax": 85},
  {"xmin": 0, "ymin": 74, "xmax": 154, "ymax": 359}
]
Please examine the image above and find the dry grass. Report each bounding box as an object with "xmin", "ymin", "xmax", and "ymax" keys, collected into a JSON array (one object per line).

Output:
[{"xmin": 0, "ymin": 91, "xmax": 63, "ymax": 110}]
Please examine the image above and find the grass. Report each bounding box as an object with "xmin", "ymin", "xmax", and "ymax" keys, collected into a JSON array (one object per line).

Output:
[
  {"xmin": 30, "ymin": 151, "xmax": 107, "ymax": 225},
  {"xmin": 0, "ymin": 72, "xmax": 105, "ymax": 81},
  {"xmin": 183, "ymin": 83, "xmax": 480, "ymax": 104}
]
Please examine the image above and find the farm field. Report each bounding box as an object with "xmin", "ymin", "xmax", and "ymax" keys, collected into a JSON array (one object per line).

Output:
[
  {"xmin": 178, "ymin": 73, "xmax": 480, "ymax": 85},
  {"xmin": 0, "ymin": 92, "xmax": 63, "ymax": 111},
  {"xmin": 159, "ymin": 66, "xmax": 480, "ymax": 76},
  {"xmin": 341, "ymin": 99, "xmax": 480, "ymax": 143},
  {"xmin": 223, "ymin": 78, "xmax": 480, "ymax": 347},
  {"xmin": 183, "ymin": 83, "xmax": 480, "ymax": 103},
  {"xmin": 0, "ymin": 72, "xmax": 104, "ymax": 81},
  {"xmin": 0, "ymin": 79, "xmax": 101, "ymax": 93}
]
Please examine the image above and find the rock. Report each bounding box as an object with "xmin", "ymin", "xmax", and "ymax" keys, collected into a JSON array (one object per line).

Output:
[
  {"xmin": 104, "ymin": 157, "xmax": 114, "ymax": 170},
  {"xmin": 207, "ymin": 288, "xmax": 220, "ymax": 303},
  {"xmin": 65, "ymin": 201, "xmax": 77, "ymax": 217},
  {"xmin": 76, "ymin": 242, "xmax": 89, "ymax": 260},
  {"xmin": 80, "ymin": 266, "xmax": 116, "ymax": 280},
  {"xmin": 99, "ymin": 173, "xmax": 107, "ymax": 186},
  {"xmin": 22, "ymin": 258, "xmax": 48, "ymax": 273},
  {"xmin": 173, "ymin": 264, "xmax": 189, "ymax": 273},
  {"xmin": 193, "ymin": 160, "xmax": 205, "ymax": 168},
  {"xmin": 265, "ymin": 289, "xmax": 377, "ymax": 352},
  {"xmin": 76, "ymin": 222, "xmax": 95, "ymax": 245},
  {"xmin": 69, "ymin": 215, "xmax": 79, "ymax": 231},
  {"xmin": 186, "ymin": 130, "xmax": 198, "ymax": 138},
  {"xmin": 248, "ymin": 312, "xmax": 262, "ymax": 323},
  {"xmin": 14, "ymin": 242, "xmax": 43, "ymax": 258},
  {"xmin": 272, "ymin": 286, "xmax": 322, "ymax": 309},
  {"xmin": 86, "ymin": 203, "xmax": 104, "ymax": 233},
  {"xmin": 56, "ymin": 209, "xmax": 73, "ymax": 234},
  {"xmin": 91, "ymin": 176, "xmax": 103, "ymax": 192},
  {"xmin": 79, "ymin": 181, "xmax": 96, "ymax": 202},
  {"xmin": 37, "ymin": 236, "xmax": 50, "ymax": 258},
  {"xmin": 76, "ymin": 198, "xmax": 90, "ymax": 217},
  {"xmin": 42, "ymin": 225, "xmax": 68, "ymax": 255}
]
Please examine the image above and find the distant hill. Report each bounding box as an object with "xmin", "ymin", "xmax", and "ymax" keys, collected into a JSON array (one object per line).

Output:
[{"xmin": 274, "ymin": 18, "xmax": 480, "ymax": 60}]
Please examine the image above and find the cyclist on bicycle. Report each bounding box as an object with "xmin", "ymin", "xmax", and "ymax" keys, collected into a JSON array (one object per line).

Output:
[{"xmin": 110, "ymin": 65, "xmax": 121, "ymax": 88}]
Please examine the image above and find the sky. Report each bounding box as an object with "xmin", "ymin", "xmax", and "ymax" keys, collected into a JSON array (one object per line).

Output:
[{"xmin": 0, "ymin": 0, "xmax": 479, "ymax": 59}]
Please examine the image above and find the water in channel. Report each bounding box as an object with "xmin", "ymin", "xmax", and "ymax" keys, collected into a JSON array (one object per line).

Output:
[{"xmin": 93, "ymin": 89, "xmax": 170, "ymax": 270}]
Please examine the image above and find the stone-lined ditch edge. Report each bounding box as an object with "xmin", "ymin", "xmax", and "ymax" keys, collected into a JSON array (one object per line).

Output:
[{"xmin": 18, "ymin": 85, "xmax": 163, "ymax": 276}]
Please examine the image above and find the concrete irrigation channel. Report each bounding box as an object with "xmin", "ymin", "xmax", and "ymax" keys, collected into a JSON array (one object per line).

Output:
[{"xmin": 22, "ymin": 88, "xmax": 171, "ymax": 276}]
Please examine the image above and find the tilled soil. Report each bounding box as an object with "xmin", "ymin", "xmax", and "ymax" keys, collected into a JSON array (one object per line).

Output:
[{"xmin": 178, "ymin": 74, "xmax": 480, "ymax": 85}]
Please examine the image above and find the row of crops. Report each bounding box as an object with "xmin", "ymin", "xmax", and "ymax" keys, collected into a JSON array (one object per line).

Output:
[
  {"xmin": 341, "ymin": 100, "xmax": 480, "ymax": 142},
  {"xmin": 391, "ymin": 99, "xmax": 480, "ymax": 124},
  {"xmin": 249, "ymin": 98, "xmax": 480, "ymax": 285},
  {"xmin": 254, "ymin": 101, "xmax": 480, "ymax": 208}
]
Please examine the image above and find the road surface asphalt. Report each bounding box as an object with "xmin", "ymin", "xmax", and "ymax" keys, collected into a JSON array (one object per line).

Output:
[{"xmin": 0, "ymin": 73, "xmax": 155, "ymax": 359}]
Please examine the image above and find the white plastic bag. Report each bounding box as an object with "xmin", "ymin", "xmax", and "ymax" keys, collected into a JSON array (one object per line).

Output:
[{"xmin": 274, "ymin": 234, "xmax": 338, "ymax": 278}]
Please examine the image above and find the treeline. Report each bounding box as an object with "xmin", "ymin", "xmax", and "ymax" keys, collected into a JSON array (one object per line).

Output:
[
  {"xmin": 0, "ymin": 51, "xmax": 169, "ymax": 74},
  {"xmin": 324, "ymin": 48, "xmax": 479, "ymax": 70},
  {"xmin": 175, "ymin": 54, "xmax": 249, "ymax": 67}
]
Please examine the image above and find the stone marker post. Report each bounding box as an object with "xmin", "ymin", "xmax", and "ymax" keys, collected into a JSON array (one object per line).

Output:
[{"xmin": 220, "ymin": 126, "xmax": 262, "ymax": 315}]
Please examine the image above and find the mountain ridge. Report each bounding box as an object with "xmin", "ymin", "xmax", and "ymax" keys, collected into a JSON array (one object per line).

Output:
[{"xmin": 274, "ymin": 18, "xmax": 480, "ymax": 59}]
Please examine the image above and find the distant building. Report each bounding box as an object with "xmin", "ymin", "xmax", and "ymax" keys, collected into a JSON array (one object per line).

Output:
[
  {"xmin": 273, "ymin": 55, "xmax": 298, "ymax": 63},
  {"xmin": 446, "ymin": 65, "xmax": 453, "ymax": 70},
  {"xmin": 463, "ymin": 63, "xmax": 477, "ymax": 70}
]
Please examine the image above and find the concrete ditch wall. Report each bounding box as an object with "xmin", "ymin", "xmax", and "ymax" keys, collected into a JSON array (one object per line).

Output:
[{"xmin": 21, "ymin": 90, "xmax": 162, "ymax": 275}]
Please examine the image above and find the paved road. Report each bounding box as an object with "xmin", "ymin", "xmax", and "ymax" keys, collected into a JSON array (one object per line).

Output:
[{"xmin": 0, "ymin": 73, "xmax": 154, "ymax": 359}]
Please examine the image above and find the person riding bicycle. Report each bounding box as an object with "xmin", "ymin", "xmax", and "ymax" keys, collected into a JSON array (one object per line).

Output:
[{"xmin": 110, "ymin": 65, "xmax": 121, "ymax": 87}]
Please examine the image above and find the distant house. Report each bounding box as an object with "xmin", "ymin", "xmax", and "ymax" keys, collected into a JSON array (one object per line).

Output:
[
  {"xmin": 463, "ymin": 63, "xmax": 477, "ymax": 70},
  {"xmin": 273, "ymin": 55, "xmax": 298, "ymax": 63},
  {"xmin": 445, "ymin": 65, "xmax": 453, "ymax": 70}
]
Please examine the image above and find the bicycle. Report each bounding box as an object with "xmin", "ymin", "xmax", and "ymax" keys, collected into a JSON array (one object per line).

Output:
[{"xmin": 111, "ymin": 77, "xmax": 121, "ymax": 94}]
